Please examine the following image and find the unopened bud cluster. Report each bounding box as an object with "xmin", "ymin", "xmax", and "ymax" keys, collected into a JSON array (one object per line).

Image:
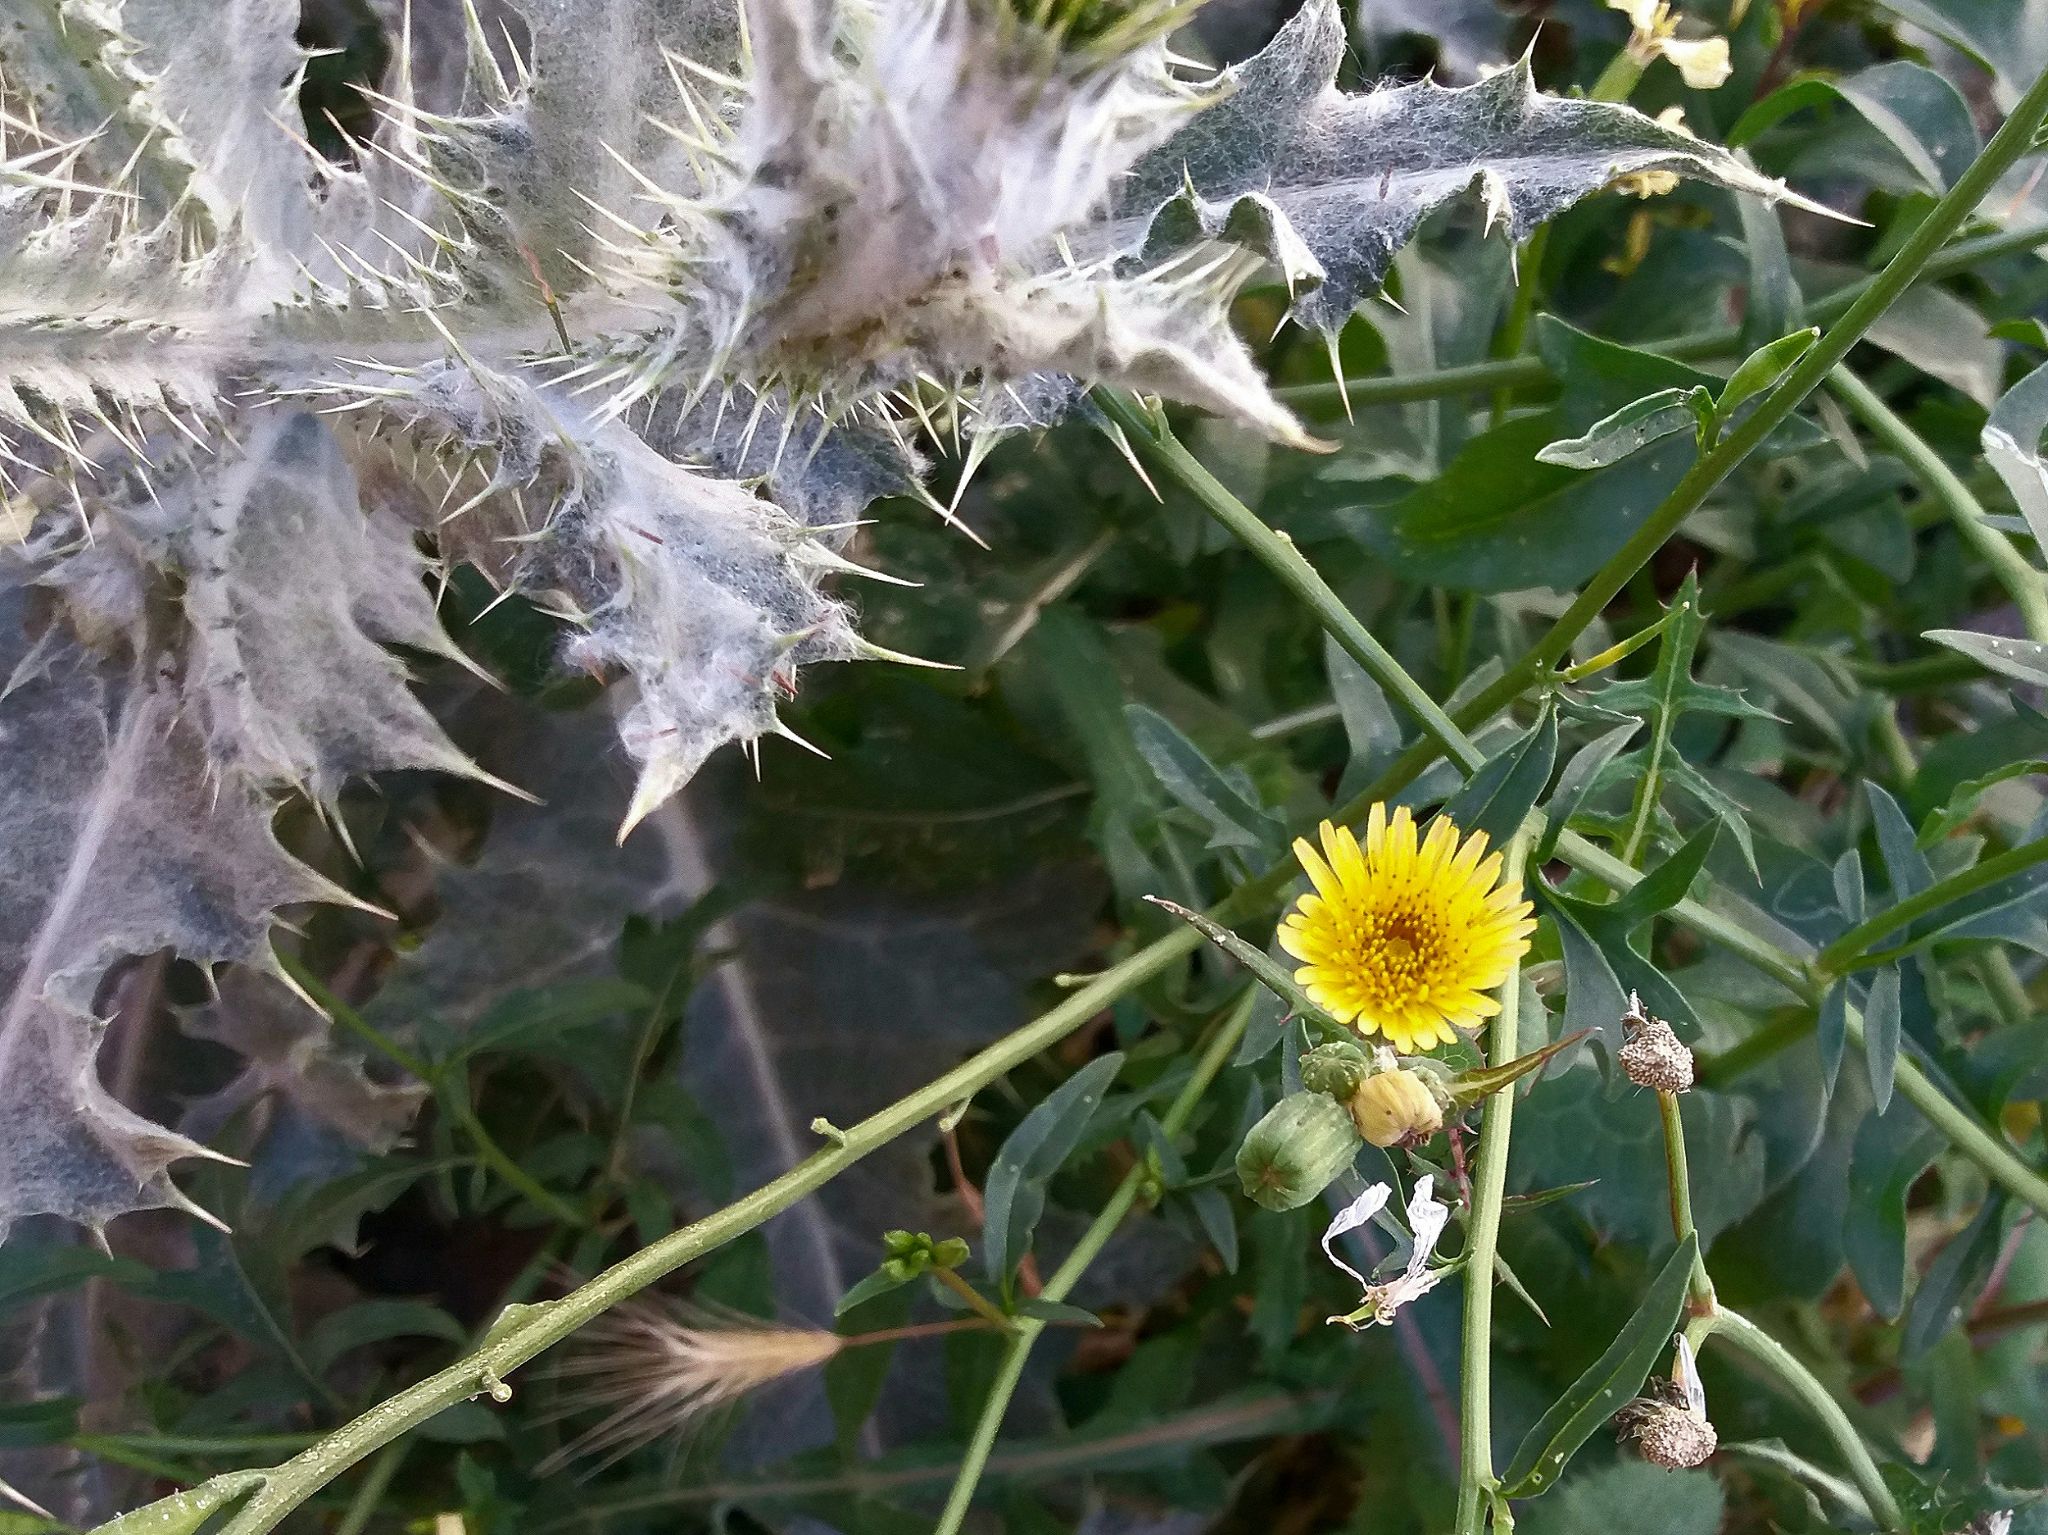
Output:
[{"xmin": 1619, "ymin": 993, "xmax": 1694, "ymax": 1093}]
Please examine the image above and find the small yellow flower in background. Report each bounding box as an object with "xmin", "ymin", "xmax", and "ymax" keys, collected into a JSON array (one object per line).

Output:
[
  {"xmin": 1609, "ymin": 0, "xmax": 1733, "ymax": 90},
  {"xmin": 1278, "ymin": 807, "xmax": 1536, "ymax": 1053},
  {"xmin": 1613, "ymin": 107, "xmax": 1693, "ymax": 199}
]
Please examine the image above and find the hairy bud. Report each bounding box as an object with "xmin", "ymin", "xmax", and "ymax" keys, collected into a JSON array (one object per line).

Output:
[
  {"xmin": 1349, "ymin": 1069, "xmax": 1445, "ymax": 1147},
  {"xmin": 1619, "ymin": 994, "xmax": 1694, "ymax": 1093},
  {"xmin": 1300, "ymin": 1039, "xmax": 1372, "ymax": 1099}
]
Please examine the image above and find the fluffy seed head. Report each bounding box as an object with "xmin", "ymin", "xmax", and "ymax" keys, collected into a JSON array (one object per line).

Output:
[
  {"xmin": 540, "ymin": 1296, "xmax": 842, "ymax": 1472},
  {"xmin": 1279, "ymin": 808, "xmax": 1537, "ymax": 1052}
]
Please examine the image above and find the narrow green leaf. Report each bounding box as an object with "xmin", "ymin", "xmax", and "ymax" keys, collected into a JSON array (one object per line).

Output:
[
  {"xmin": 1864, "ymin": 967, "xmax": 1903, "ymax": 1113},
  {"xmin": 1537, "ymin": 718, "xmax": 1639, "ymax": 859},
  {"xmin": 1446, "ymin": 1030, "xmax": 1592, "ymax": 1109},
  {"xmin": 834, "ymin": 1265, "xmax": 915, "ymax": 1317},
  {"xmin": 1535, "ymin": 388, "xmax": 1708, "ymax": 469},
  {"xmin": 1015, "ymin": 1298, "xmax": 1105, "ymax": 1327},
  {"xmin": 1901, "ymin": 1192, "xmax": 2008, "ymax": 1363},
  {"xmin": 1443, "ymin": 710, "xmax": 1559, "ymax": 846},
  {"xmin": 1499, "ymin": 1234, "xmax": 1699, "ymax": 1498},
  {"xmin": 1717, "ymin": 328, "xmax": 1820, "ymax": 427},
  {"xmin": 1925, "ymin": 629, "xmax": 2048, "ymax": 688},
  {"xmin": 982, "ymin": 1053, "xmax": 1125, "ymax": 1284},
  {"xmin": 1126, "ymin": 704, "xmax": 1279, "ymax": 851}
]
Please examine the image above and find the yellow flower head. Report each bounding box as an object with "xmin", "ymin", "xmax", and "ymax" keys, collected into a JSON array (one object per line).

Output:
[{"xmin": 1277, "ymin": 807, "xmax": 1536, "ymax": 1053}]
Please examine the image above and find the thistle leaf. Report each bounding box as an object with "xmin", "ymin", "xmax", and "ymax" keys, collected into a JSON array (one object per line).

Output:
[{"xmin": 1121, "ymin": 0, "xmax": 1827, "ymax": 335}]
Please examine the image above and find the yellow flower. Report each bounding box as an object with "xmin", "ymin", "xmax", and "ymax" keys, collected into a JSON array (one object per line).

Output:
[{"xmin": 1277, "ymin": 807, "xmax": 1536, "ymax": 1052}]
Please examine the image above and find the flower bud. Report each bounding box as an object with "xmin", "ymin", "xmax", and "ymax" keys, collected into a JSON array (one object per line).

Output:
[
  {"xmin": 1348, "ymin": 1068, "xmax": 1445, "ymax": 1148},
  {"xmin": 1619, "ymin": 995, "xmax": 1694, "ymax": 1093},
  {"xmin": 1237, "ymin": 1091, "xmax": 1365, "ymax": 1211},
  {"xmin": 1300, "ymin": 1040, "xmax": 1371, "ymax": 1100}
]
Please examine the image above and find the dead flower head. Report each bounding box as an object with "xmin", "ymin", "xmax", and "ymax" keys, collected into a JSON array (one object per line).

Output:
[{"xmin": 1615, "ymin": 1334, "xmax": 1717, "ymax": 1469}]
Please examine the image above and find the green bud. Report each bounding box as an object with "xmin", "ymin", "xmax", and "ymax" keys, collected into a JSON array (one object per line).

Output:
[
  {"xmin": 879, "ymin": 1230, "xmax": 968, "ymax": 1280},
  {"xmin": 1236, "ymin": 1091, "xmax": 1364, "ymax": 1211},
  {"xmin": 1300, "ymin": 1039, "xmax": 1372, "ymax": 1099}
]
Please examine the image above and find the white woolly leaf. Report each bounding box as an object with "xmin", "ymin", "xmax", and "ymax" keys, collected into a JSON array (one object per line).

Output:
[
  {"xmin": 180, "ymin": 412, "xmax": 487, "ymax": 798},
  {"xmin": 0, "ymin": 623, "xmax": 344, "ymax": 1241},
  {"xmin": 182, "ymin": 969, "xmax": 428, "ymax": 1155},
  {"xmin": 1120, "ymin": 0, "xmax": 1829, "ymax": 334}
]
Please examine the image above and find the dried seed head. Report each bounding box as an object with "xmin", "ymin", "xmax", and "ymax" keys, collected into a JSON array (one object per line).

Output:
[
  {"xmin": 1630, "ymin": 1403, "xmax": 1718, "ymax": 1468},
  {"xmin": 1619, "ymin": 993, "xmax": 1694, "ymax": 1092},
  {"xmin": 1616, "ymin": 1334, "xmax": 1714, "ymax": 1468}
]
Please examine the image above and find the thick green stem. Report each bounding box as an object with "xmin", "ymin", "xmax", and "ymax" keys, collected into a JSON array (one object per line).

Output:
[
  {"xmin": 1827, "ymin": 366, "xmax": 2048, "ymax": 642},
  {"xmin": 933, "ymin": 990, "xmax": 1259, "ymax": 1535},
  {"xmin": 1454, "ymin": 835, "xmax": 1530, "ymax": 1535},
  {"xmin": 1702, "ymin": 1310, "xmax": 1904, "ymax": 1531},
  {"xmin": 1655, "ymin": 1090, "xmax": 1717, "ymax": 1312}
]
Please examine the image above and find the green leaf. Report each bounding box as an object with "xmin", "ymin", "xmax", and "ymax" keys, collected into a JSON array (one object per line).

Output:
[
  {"xmin": 1145, "ymin": 897, "xmax": 1339, "ymax": 1028},
  {"xmin": 835, "ymin": 1265, "xmax": 916, "ymax": 1316},
  {"xmin": 1447, "ymin": 1030, "xmax": 1592, "ymax": 1109},
  {"xmin": 1925, "ymin": 629, "xmax": 2048, "ymax": 688},
  {"xmin": 1126, "ymin": 704, "xmax": 1281, "ymax": 851},
  {"xmin": 1235, "ymin": 1091, "xmax": 1363, "ymax": 1211},
  {"xmin": 301, "ymin": 1300, "xmax": 467, "ymax": 1374},
  {"xmin": 1834, "ymin": 61, "xmax": 1981, "ymax": 191},
  {"xmin": 1015, "ymin": 1297, "xmax": 1104, "ymax": 1327},
  {"xmin": 1844, "ymin": 1103, "xmax": 1945, "ymax": 1321},
  {"xmin": 1540, "ymin": 720, "xmax": 1639, "ymax": 862},
  {"xmin": 982, "ymin": 1053, "xmax": 1125, "ymax": 1284},
  {"xmin": 1717, "ymin": 328, "xmax": 1820, "ymax": 425},
  {"xmin": 1535, "ymin": 387, "xmax": 1709, "ymax": 469},
  {"xmin": 1864, "ymin": 966, "xmax": 1904, "ymax": 1113},
  {"xmin": 1521, "ymin": 1460, "xmax": 1723, "ymax": 1535},
  {"xmin": 1186, "ymin": 1185, "xmax": 1241, "ymax": 1273},
  {"xmin": 1499, "ymin": 1233, "xmax": 1699, "ymax": 1497},
  {"xmin": 1443, "ymin": 710, "xmax": 1558, "ymax": 846},
  {"xmin": 1902, "ymin": 1192, "xmax": 2009, "ymax": 1363},
  {"xmin": 1313, "ymin": 411, "xmax": 1696, "ymax": 593},
  {"xmin": 1984, "ymin": 357, "xmax": 2048, "ymax": 553}
]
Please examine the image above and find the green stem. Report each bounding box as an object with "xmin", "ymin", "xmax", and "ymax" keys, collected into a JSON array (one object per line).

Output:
[
  {"xmin": 1454, "ymin": 834, "xmax": 1530, "ymax": 1535},
  {"xmin": 932, "ymin": 1266, "xmax": 1018, "ymax": 1332},
  {"xmin": 1818, "ymin": 835, "xmax": 2048, "ymax": 975},
  {"xmin": 1276, "ymin": 221, "xmax": 2048, "ymax": 415},
  {"xmin": 1655, "ymin": 1090, "xmax": 1716, "ymax": 1312},
  {"xmin": 1827, "ymin": 366, "xmax": 2048, "ymax": 642},
  {"xmin": 1701, "ymin": 1310, "xmax": 1904, "ymax": 1531},
  {"xmin": 932, "ymin": 989, "xmax": 1258, "ymax": 1535}
]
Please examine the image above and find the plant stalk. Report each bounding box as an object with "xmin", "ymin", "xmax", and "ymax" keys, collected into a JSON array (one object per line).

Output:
[
  {"xmin": 1453, "ymin": 833, "xmax": 1530, "ymax": 1535},
  {"xmin": 1699, "ymin": 1310, "xmax": 1904, "ymax": 1531}
]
